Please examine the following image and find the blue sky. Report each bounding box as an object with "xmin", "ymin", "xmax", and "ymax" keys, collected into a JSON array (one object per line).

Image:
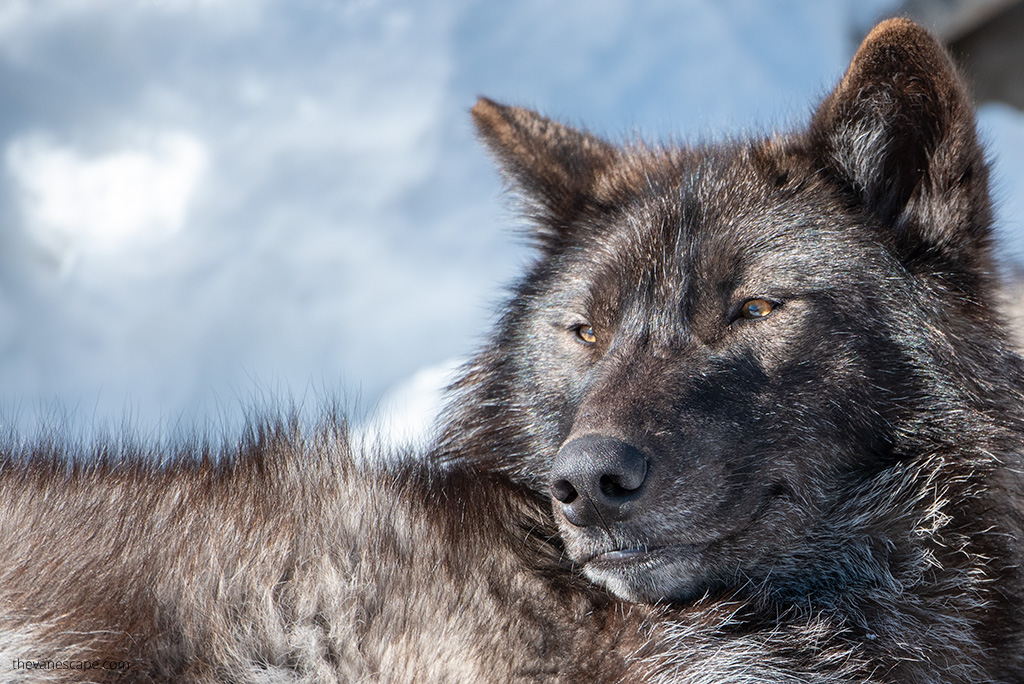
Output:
[{"xmin": 1, "ymin": 0, "xmax": 1022, "ymax": 443}]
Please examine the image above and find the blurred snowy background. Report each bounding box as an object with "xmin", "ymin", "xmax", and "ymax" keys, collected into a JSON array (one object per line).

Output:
[{"xmin": 2, "ymin": 0, "xmax": 1023, "ymax": 448}]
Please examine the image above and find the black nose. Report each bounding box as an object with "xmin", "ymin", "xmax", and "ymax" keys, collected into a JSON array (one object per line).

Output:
[{"xmin": 550, "ymin": 435, "xmax": 648, "ymax": 527}]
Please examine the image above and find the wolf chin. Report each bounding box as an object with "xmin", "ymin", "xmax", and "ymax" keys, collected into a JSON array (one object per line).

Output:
[{"xmin": 2, "ymin": 18, "xmax": 1023, "ymax": 683}]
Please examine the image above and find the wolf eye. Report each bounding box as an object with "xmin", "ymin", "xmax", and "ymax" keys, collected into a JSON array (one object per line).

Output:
[
  {"xmin": 740, "ymin": 298, "xmax": 775, "ymax": 320},
  {"xmin": 575, "ymin": 324, "xmax": 597, "ymax": 345}
]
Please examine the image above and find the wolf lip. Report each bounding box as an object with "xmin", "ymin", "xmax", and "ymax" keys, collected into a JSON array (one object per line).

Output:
[{"xmin": 590, "ymin": 547, "xmax": 651, "ymax": 564}]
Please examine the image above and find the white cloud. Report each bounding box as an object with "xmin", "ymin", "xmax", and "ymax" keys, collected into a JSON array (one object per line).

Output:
[
  {"xmin": 0, "ymin": 0, "xmax": 263, "ymax": 31},
  {"xmin": 0, "ymin": 0, "xmax": 269, "ymax": 61},
  {"xmin": 6, "ymin": 130, "xmax": 207, "ymax": 259}
]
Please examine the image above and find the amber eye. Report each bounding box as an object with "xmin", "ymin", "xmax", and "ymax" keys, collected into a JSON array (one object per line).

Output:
[
  {"xmin": 575, "ymin": 324, "xmax": 597, "ymax": 345},
  {"xmin": 740, "ymin": 298, "xmax": 775, "ymax": 320}
]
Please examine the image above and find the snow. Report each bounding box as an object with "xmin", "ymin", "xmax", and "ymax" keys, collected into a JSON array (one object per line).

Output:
[
  {"xmin": 7, "ymin": 130, "xmax": 207, "ymax": 267},
  {"xmin": 1, "ymin": 0, "xmax": 1021, "ymax": 449},
  {"xmin": 353, "ymin": 358, "xmax": 462, "ymax": 455}
]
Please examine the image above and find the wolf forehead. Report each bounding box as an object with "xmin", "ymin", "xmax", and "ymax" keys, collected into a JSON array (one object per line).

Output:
[
  {"xmin": 513, "ymin": 147, "xmax": 890, "ymax": 311},
  {"xmin": 474, "ymin": 103, "xmax": 894, "ymax": 293}
]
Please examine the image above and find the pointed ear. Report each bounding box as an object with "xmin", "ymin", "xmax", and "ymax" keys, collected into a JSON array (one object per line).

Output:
[
  {"xmin": 808, "ymin": 18, "xmax": 993, "ymax": 279},
  {"xmin": 471, "ymin": 98, "xmax": 618, "ymax": 248}
]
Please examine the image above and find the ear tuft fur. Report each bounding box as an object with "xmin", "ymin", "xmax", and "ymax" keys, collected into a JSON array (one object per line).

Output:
[
  {"xmin": 808, "ymin": 18, "xmax": 993, "ymax": 283},
  {"xmin": 471, "ymin": 98, "xmax": 618, "ymax": 248}
]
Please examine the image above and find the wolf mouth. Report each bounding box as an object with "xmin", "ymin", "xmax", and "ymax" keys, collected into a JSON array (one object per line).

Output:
[
  {"xmin": 585, "ymin": 543, "xmax": 701, "ymax": 569},
  {"xmin": 589, "ymin": 547, "xmax": 652, "ymax": 565}
]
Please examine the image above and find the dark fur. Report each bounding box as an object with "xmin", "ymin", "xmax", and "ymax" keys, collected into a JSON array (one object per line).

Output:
[
  {"xmin": 0, "ymin": 421, "xmax": 896, "ymax": 683},
  {"xmin": 438, "ymin": 18, "xmax": 1024, "ymax": 682},
  {"xmin": 0, "ymin": 421, "xmax": 679, "ymax": 682},
  {"xmin": 1, "ymin": 18, "xmax": 1022, "ymax": 683}
]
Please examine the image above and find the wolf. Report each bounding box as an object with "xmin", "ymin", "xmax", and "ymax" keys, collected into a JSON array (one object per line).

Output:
[
  {"xmin": 0, "ymin": 17, "xmax": 1022, "ymax": 683},
  {"xmin": 437, "ymin": 16, "xmax": 1024, "ymax": 682}
]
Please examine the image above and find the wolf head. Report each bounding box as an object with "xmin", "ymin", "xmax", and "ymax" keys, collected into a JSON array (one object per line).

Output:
[{"xmin": 441, "ymin": 19, "xmax": 1012, "ymax": 605}]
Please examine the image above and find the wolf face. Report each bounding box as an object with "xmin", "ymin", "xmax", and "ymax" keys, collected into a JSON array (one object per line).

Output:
[
  {"xmin": 515, "ymin": 154, "xmax": 927, "ymax": 604},
  {"xmin": 444, "ymin": 18, "xmax": 1009, "ymax": 606}
]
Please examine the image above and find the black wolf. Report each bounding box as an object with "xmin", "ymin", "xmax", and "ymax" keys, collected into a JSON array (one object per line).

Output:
[
  {"xmin": 1, "ymin": 17, "xmax": 1022, "ymax": 683},
  {"xmin": 439, "ymin": 17, "xmax": 1024, "ymax": 682}
]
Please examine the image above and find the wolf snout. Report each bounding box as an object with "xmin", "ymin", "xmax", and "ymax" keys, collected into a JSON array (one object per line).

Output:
[{"xmin": 550, "ymin": 435, "xmax": 649, "ymax": 527}]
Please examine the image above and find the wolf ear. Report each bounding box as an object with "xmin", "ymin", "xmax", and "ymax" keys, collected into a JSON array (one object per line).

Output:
[
  {"xmin": 808, "ymin": 18, "xmax": 992, "ymax": 279},
  {"xmin": 472, "ymin": 98, "xmax": 617, "ymax": 248}
]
